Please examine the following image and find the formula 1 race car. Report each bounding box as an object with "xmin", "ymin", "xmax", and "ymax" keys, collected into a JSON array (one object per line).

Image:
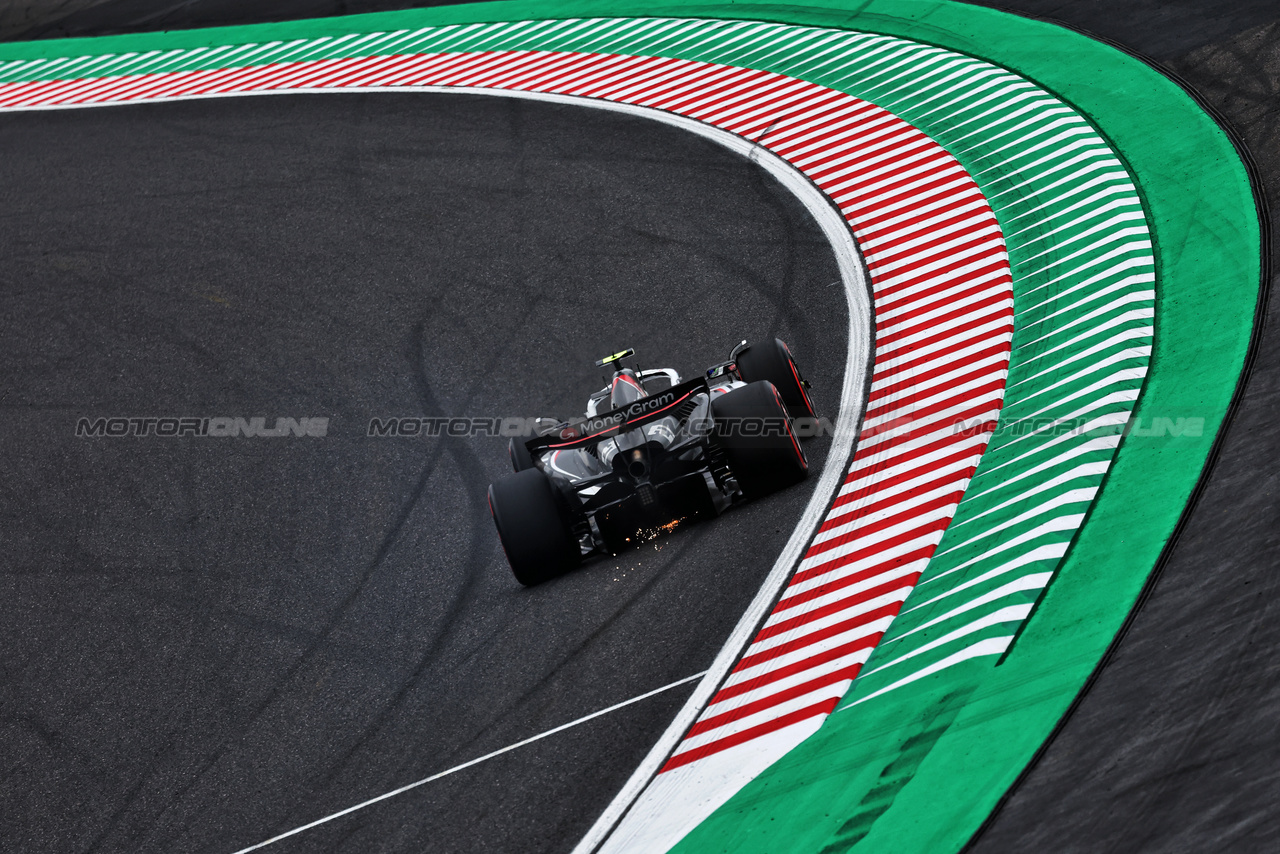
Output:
[{"xmin": 488, "ymin": 339, "xmax": 817, "ymax": 586}]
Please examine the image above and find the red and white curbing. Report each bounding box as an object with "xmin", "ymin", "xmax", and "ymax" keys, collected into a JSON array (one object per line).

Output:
[{"xmin": 0, "ymin": 47, "xmax": 1011, "ymax": 851}]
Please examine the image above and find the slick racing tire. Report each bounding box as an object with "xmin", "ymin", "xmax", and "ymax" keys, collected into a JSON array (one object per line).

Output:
[
  {"xmin": 508, "ymin": 437, "xmax": 536, "ymax": 472},
  {"xmin": 711, "ymin": 380, "xmax": 808, "ymax": 500},
  {"xmin": 735, "ymin": 338, "xmax": 817, "ymax": 421},
  {"xmin": 489, "ymin": 469, "xmax": 582, "ymax": 586}
]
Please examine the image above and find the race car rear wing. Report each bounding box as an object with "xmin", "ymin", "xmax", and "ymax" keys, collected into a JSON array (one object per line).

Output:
[{"xmin": 525, "ymin": 376, "xmax": 709, "ymax": 453}]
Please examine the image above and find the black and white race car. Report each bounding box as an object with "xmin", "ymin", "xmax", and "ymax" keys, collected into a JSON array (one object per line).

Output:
[{"xmin": 488, "ymin": 339, "xmax": 817, "ymax": 586}]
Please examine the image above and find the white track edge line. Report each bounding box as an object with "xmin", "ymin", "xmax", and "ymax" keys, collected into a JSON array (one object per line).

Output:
[
  {"xmin": 229, "ymin": 671, "xmax": 709, "ymax": 854},
  {"xmin": 516, "ymin": 92, "xmax": 874, "ymax": 854}
]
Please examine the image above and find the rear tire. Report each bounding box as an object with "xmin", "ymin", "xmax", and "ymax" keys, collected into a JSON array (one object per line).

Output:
[
  {"xmin": 711, "ymin": 381, "xmax": 808, "ymax": 500},
  {"xmin": 489, "ymin": 469, "xmax": 582, "ymax": 586},
  {"xmin": 735, "ymin": 338, "xmax": 816, "ymax": 421},
  {"xmin": 509, "ymin": 437, "xmax": 536, "ymax": 472}
]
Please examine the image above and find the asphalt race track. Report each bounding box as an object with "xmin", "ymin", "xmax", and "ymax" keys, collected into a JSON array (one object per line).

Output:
[
  {"xmin": 0, "ymin": 92, "xmax": 846, "ymax": 852},
  {"xmin": 2, "ymin": 2, "xmax": 1278, "ymax": 853}
]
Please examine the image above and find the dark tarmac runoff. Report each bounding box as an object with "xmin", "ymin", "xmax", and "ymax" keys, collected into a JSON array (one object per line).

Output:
[
  {"xmin": 0, "ymin": 93, "xmax": 847, "ymax": 853},
  {"xmin": 2, "ymin": 1, "xmax": 1278, "ymax": 853}
]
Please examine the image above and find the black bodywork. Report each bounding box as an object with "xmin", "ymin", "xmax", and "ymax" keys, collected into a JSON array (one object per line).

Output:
[{"xmin": 522, "ymin": 372, "xmax": 736, "ymax": 556}]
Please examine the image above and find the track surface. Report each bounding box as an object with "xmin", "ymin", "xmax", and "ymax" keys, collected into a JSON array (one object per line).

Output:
[
  {"xmin": 1, "ymin": 2, "xmax": 1277, "ymax": 853},
  {"xmin": 0, "ymin": 93, "xmax": 845, "ymax": 853}
]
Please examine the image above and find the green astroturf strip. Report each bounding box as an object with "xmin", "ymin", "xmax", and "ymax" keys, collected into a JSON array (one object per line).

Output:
[
  {"xmin": 663, "ymin": 5, "xmax": 1260, "ymax": 854},
  {"xmin": 0, "ymin": 3, "xmax": 1259, "ymax": 853}
]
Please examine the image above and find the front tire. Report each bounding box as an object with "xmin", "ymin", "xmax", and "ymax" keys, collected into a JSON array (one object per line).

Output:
[
  {"xmin": 735, "ymin": 338, "xmax": 816, "ymax": 421},
  {"xmin": 489, "ymin": 469, "xmax": 581, "ymax": 586},
  {"xmin": 711, "ymin": 380, "xmax": 808, "ymax": 500}
]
